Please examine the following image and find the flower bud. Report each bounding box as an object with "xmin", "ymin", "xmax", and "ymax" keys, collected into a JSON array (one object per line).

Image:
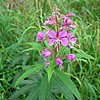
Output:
[
  {"xmin": 42, "ymin": 49, "xmax": 51, "ymax": 59},
  {"xmin": 56, "ymin": 58, "xmax": 63, "ymax": 68},
  {"xmin": 36, "ymin": 32, "xmax": 45, "ymax": 42},
  {"xmin": 66, "ymin": 54, "xmax": 76, "ymax": 61},
  {"xmin": 66, "ymin": 13, "xmax": 75, "ymax": 17},
  {"xmin": 45, "ymin": 62, "xmax": 50, "ymax": 67}
]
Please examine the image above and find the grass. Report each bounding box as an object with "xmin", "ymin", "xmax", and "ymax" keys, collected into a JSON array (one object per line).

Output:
[{"xmin": 0, "ymin": 0, "xmax": 100, "ymax": 99}]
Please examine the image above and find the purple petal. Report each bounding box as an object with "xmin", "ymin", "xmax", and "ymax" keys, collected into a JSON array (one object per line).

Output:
[
  {"xmin": 67, "ymin": 19, "xmax": 73, "ymax": 25},
  {"xmin": 63, "ymin": 17, "xmax": 68, "ymax": 23},
  {"xmin": 66, "ymin": 13, "xmax": 75, "ymax": 17},
  {"xmin": 69, "ymin": 37, "xmax": 77, "ymax": 48},
  {"xmin": 44, "ymin": 21, "xmax": 49, "ymax": 25},
  {"xmin": 56, "ymin": 58, "xmax": 63, "ymax": 67},
  {"xmin": 43, "ymin": 15, "xmax": 56, "ymax": 26},
  {"xmin": 68, "ymin": 25, "xmax": 76, "ymax": 28},
  {"xmin": 45, "ymin": 62, "xmax": 50, "ymax": 67},
  {"xmin": 66, "ymin": 54, "xmax": 76, "ymax": 61},
  {"xmin": 60, "ymin": 26, "xmax": 66, "ymax": 30},
  {"xmin": 48, "ymin": 39, "xmax": 55, "ymax": 46},
  {"xmin": 61, "ymin": 38, "xmax": 68, "ymax": 46},
  {"xmin": 48, "ymin": 20, "xmax": 55, "ymax": 25},
  {"xmin": 67, "ymin": 32, "xmax": 72, "ymax": 38},
  {"xmin": 71, "ymin": 37, "xmax": 77, "ymax": 44},
  {"xmin": 59, "ymin": 30, "xmax": 67, "ymax": 38},
  {"xmin": 36, "ymin": 32, "xmax": 45, "ymax": 42},
  {"xmin": 42, "ymin": 49, "xmax": 51, "ymax": 59},
  {"xmin": 48, "ymin": 30, "xmax": 56, "ymax": 38}
]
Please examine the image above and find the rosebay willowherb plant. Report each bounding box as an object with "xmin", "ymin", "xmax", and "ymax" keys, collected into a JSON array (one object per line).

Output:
[
  {"xmin": 10, "ymin": 5, "xmax": 82, "ymax": 100},
  {"xmin": 37, "ymin": 5, "xmax": 77, "ymax": 72},
  {"xmin": 35, "ymin": 5, "xmax": 82, "ymax": 100}
]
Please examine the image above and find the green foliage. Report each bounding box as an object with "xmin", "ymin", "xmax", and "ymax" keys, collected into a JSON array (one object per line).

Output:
[
  {"xmin": 47, "ymin": 59, "xmax": 55, "ymax": 82},
  {"xmin": 9, "ymin": 71, "xmax": 81, "ymax": 100},
  {"xmin": 55, "ymin": 70, "xmax": 81, "ymax": 100},
  {"xmin": 39, "ymin": 76, "xmax": 48, "ymax": 100},
  {"xmin": 0, "ymin": 0, "xmax": 99, "ymax": 100},
  {"xmin": 14, "ymin": 64, "xmax": 44, "ymax": 87},
  {"xmin": 9, "ymin": 83, "xmax": 39, "ymax": 100},
  {"xmin": 52, "ymin": 75, "xmax": 75, "ymax": 100}
]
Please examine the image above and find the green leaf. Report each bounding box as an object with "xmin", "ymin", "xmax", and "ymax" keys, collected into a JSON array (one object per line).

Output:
[
  {"xmin": 74, "ymin": 48, "xmax": 95, "ymax": 60},
  {"xmin": 21, "ymin": 42, "xmax": 43, "ymax": 52},
  {"xmin": 52, "ymin": 75, "xmax": 75, "ymax": 100},
  {"xmin": 76, "ymin": 53, "xmax": 95, "ymax": 60},
  {"xmin": 17, "ymin": 26, "xmax": 37, "ymax": 44},
  {"xmin": 25, "ymin": 83, "xmax": 40, "ymax": 100},
  {"xmin": 39, "ymin": 76, "xmax": 48, "ymax": 100},
  {"xmin": 44, "ymin": 82, "xmax": 52, "ymax": 100},
  {"xmin": 47, "ymin": 59, "xmax": 56, "ymax": 82},
  {"xmin": 76, "ymin": 58, "xmax": 88, "ymax": 64},
  {"xmin": 9, "ymin": 83, "xmax": 38, "ymax": 100},
  {"xmin": 56, "ymin": 70, "xmax": 82, "ymax": 100},
  {"xmin": 15, "ymin": 65, "xmax": 44, "ymax": 87}
]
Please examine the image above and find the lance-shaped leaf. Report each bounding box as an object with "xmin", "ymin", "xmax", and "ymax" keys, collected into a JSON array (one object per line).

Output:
[
  {"xmin": 52, "ymin": 75, "xmax": 75, "ymax": 100},
  {"xmin": 56, "ymin": 70, "xmax": 82, "ymax": 100},
  {"xmin": 39, "ymin": 76, "xmax": 51, "ymax": 100},
  {"xmin": 47, "ymin": 59, "xmax": 56, "ymax": 82},
  {"xmin": 21, "ymin": 42, "xmax": 43, "ymax": 52},
  {"xmin": 15, "ymin": 65, "xmax": 44, "ymax": 87},
  {"xmin": 9, "ymin": 83, "xmax": 38, "ymax": 100},
  {"xmin": 25, "ymin": 83, "xmax": 40, "ymax": 100}
]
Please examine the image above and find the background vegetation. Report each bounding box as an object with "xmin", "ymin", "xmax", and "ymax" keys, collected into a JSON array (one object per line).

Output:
[{"xmin": 0, "ymin": 0, "xmax": 100, "ymax": 100}]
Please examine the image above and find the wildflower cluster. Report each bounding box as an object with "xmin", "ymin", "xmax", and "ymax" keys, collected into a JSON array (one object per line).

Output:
[{"xmin": 36, "ymin": 5, "xmax": 77, "ymax": 70}]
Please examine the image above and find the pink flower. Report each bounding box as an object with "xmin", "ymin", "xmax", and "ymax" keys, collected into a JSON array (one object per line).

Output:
[
  {"xmin": 66, "ymin": 54, "xmax": 76, "ymax": 61},
  {"xmin": 45, "ymin": 62, "xmax": 50, "ymax": 67},
  {"xmin": 66, "ymin": 13, "xmax": 75, "ymax": 17},
  {"xmin": 42, "ymin": 49, "xmax": 51, "ymax": 59},
  {"xmin": 44, "ymin": 15, "xmax": 56, "ymax": 26},
  {"xmin": 48, "ymin": 30, "xmax": 69, "ymax": 46},
  {"xmin": 44, "ymin": 19, "xmax": 55, "ymax": 26},
  {"xmin": 43, "ymin": 13, "xmax": 60, "ymax": 26},
  {"xmin": 36, "ymin": 32, "xmax": 45, "ymax": 42},
  {"xmin": 56, "ymin": 58, "xmax": 63, "ymax": 68},
  {"xmin": 20, "ymin": 0, "xmax": 23, "ymax": 2},
  {"xmin": 62, "ymin": 17, "xmax": 76, "ymax": 29},
  {"xmin": 67, "ymin": 32, "xmax": 77, "ymax": 48}
]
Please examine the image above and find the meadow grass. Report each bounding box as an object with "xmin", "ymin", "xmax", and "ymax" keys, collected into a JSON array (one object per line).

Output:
[{"xmin": 0, "ymin": 0, "xmax": 100, "ymax": 99}]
